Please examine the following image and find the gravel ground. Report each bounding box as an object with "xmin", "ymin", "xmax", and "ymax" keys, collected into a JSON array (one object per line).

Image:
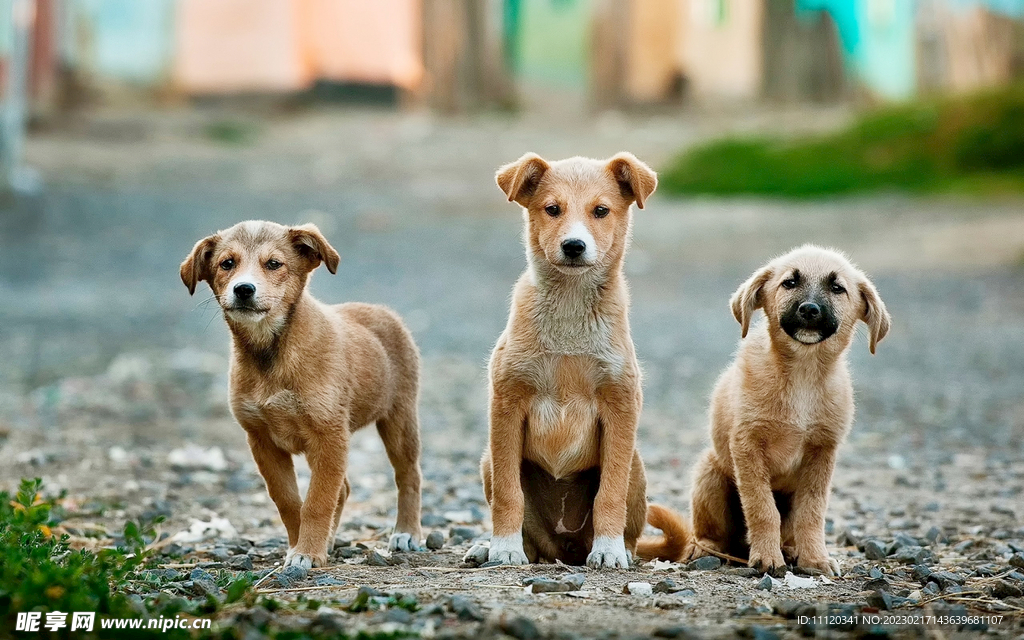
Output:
[{"xmin": 1, "ymin": 105, "xmax": 1023, "ymax": 638}]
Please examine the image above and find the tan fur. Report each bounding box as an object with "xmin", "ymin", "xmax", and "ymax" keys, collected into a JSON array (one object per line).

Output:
[
  {"xmin": 480, "ymin": 152, "xmax": 675, "ymax": 568},
  {"xmin": 180, "ymin": 221, "xmax": 423, "ymax": 568},
  {"xmin": 643, "ymin": 245, "xmax": 890, "ymax": 576}
]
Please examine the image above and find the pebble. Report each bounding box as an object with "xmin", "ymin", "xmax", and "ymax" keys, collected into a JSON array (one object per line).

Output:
[
  {"xmin": 274, "ymin": 564, "xmax": 309, "ymax": 588},
  {"xmin": 653, "ymin": 578, "xmax": 688, "ymax": 594},
  {"xmin": 756, "ymin": 575, "xmax": 773, "ymax": 591},
  {"xmin": 313, "ymin": 575, "xmax": 346, "ymax": 587},
  {"xmin": 463, "ymin": 544, "xmax": 489, "ymax": 566},
  {"xmin": 227, "ymin": 554, "xmax": 253, "ymax": 571},
  {"xmin": 863, "ymin": 540, "xmax": 888, "ymax": 560},
  {"xmin": 524, "ymin": 574, "xmax": 585, "ymax": 593},
  {"xmin": 868, "ymin": 567, "xmax": 883, "ymax": 579},
  {"xmin": 1009, "ymin": 552, "xmax": 1024, "ymax": 569},
  {"xmin": 893, "ymin": 545, "xmax": 932, "ymax": 565},
  {"xmin": 930, "ymin": 571, "xmax": 965, "ymax": 589},
  {"xmin": 862, "ymin": 578, "xmax": 890, "ymax": 592},
  {"xmin": 652, "ymin": 626, "xmax": 700, "ymax": 638},
  {"xmin": 987, "ymin": 579, "xmax": 1023, "ymax": 599},
  {"xmin": 726, "ymin": 568, "xmax": 761, "ymax": 578},
  {"xmin": 449, "ymin": 595, "xmax": 484, "ymax": 621},
  {"xmin": 1007, "ymin": 571, "xmax": 1024, "ymax": 582},
  {"xmin": 425, "ymin": 531, "xmax": 445, "ymax": 550},
  {"xmin": 924, "ymin": 526, "xmax": 946, "ymax": 544},
  {"xmin": 449, "ymin": 526, "xmax": 479, "ymax": 541},
  {"xmin": 686, "ymin": 556, "xmax": 722, "ymax": 571},
  {"xmin": 383, "ymin": 608, "xmax": 413, "ymax": 625},
  {"xmin": 625, "ymin": 582, "xmax": 653, "ymax": 596},
  {"xmin": 189, "ymin": 568, "xmax": 218, "ymax": 597},
  {"xmin": 365, "ymin": 550, "xmax": 389, "ymax": 567},
  {"xmin": 866, "ymin": 590, "xmax": 893, "ymax": 610},
  {"xmin": 912, "ymin": 564, "xmax": 932, "ymax": 582},
  {"xmin": 500, "ymin": 615, "xmax": 541, "ymax": 640},
  {"xmin": 421, "ymin": 514, "xmax": 448, "ymax": 527}
]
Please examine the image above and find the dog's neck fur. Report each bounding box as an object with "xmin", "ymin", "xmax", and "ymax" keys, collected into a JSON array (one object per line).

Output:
[
  {"xmin": 227, "ymin": 291, "xmax": 322, "ymax": 373},
  {"xmin": 752, "ymin": 321, "xmax": 850, "ymax": 383},
  {"xmin": 526, "ymin": 255, "xmax": 623, "ymax": 355}
]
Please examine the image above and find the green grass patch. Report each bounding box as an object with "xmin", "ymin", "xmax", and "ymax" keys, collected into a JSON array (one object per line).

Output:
[{"xmin": 660, "ymin": 85, "xmax": 1024, "ymax": 198}]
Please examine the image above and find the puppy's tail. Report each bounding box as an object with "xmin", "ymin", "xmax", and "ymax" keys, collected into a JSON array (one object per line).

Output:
[{"xmin": 635, "ymin": 503, "xmax": 692, "ymax": 562}]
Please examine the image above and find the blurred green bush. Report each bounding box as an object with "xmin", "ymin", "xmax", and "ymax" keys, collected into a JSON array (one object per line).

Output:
[{"xmin": 661, "ymin": 85, "xmax": 1024, "ymax": 198}]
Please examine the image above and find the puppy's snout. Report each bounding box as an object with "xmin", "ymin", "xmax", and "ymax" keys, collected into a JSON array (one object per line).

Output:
[
  {"xmin": 798, "ymin": 302, "xmax": 821, "ymax": 320},
  {"xmin": 234, "ymin": 282, "xmax": 256, "ymax": 301},
  {"xmin": 561, "ymin": 239, "xmax": 587, "ymax": 259}
]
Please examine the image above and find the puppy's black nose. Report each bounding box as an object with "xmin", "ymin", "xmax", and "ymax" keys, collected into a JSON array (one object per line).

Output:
[
  {"xmin": 561, "ymin": 239, "xmax": 586, "ymax": 259},
  {"xmin": 234, "ymin": 283, "xmax": 256, "ymax": 300},
  {"xmin": 798, "ymin": 302, "xmax": 821, "ymax": 319}
]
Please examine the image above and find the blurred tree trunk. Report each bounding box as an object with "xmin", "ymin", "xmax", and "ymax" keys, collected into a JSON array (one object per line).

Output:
[
  {"xmin": 590, "ymin": 0, "xmax": 629, "ymax": 110},
  {"xmin": 421, "ymin": 0, "xmax": 514, "ymax": 113},
  {"xmin": 761, "ymin": 0, "xmax": 846, "ymax": 103}
]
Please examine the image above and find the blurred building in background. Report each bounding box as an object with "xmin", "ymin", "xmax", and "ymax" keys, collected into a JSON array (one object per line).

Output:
[{"xmin": 2, "ymin": 0, "xmax": 1023, "ymax": 115}]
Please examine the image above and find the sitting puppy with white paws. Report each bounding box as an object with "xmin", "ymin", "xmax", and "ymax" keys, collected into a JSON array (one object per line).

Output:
[
  {"xmin": 475, "ymin": 153, "xmax": 666, "ymax": 569},
  {"xmin": 181, "ymin": 221, "xmax": 423, "ymax": 568}
]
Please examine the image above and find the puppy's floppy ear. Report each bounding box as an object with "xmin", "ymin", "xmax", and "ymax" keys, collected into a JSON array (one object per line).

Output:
[
  {"xmin": 289, "ymin": 224, "xmax": 340, "ymax": 274},
  {"xmin": 180, "ymin": 234, "xmax": 220, "ymax": 296},
  {"xmin": 496, "ymin": 153, "xmax": 550, "ymax": 206},
  {"xmin": 730, "ymin": 266, "xmax": 773, "ymax": 338},
  {"xmin": 858, "ymin": 277, "xmax": 891, "ymax": 354},
  {"xmin": 607, "ymin": 152, "xmax": 658, "ymax": 209}
]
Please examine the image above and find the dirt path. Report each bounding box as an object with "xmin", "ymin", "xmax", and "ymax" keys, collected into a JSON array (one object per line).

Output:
[{"xmin": 1, "ymin": 106, "xmax": 1023, "ymax": 638}]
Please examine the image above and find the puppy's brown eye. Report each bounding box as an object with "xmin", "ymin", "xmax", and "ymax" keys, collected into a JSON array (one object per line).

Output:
[
  {"xmin": 781, "ymin": 278, "xmax": 798, "ymax": 289},
  {"xmin": 266, "ymin": 259, "xmax": 282, "ymax": 271},
  {"xmin": 830, "ymin": 283, "xmax": 846, "ymax": 294},
  {"xmin": 545, "ymin": 204, "xmax": 561, "ymax": 217},
  {"xmin": 220, "ymin": 259, "xmax": 234, "ymax": 271},
  {"xmin": 594, "ymin": 205, "xmax": 610, "ymax": 218}
]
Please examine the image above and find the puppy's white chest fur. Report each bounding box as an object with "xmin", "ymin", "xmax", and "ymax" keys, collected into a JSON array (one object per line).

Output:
[{"xmin": 523, "ymin": 355, "xmax": 602, "ymax": 479}]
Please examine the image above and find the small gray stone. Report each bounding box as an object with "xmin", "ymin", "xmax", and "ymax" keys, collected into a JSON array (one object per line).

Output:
[
  {"xmin": 425, "ymin": 531, "xmax": 445, "ymax": 550},
  {"xmin": 449, "ymin": 595, "xmax": 484, "ymax": 621},
  {"xmin": 866, "ymin": 590, "xmax": 893, "ymax": 610},
  {"xmin": 500, "ymin": 615, "xmax": 541, "ymax": 640},
  {"xmin": 653, "ymin": 578, "xmax": 679, "ymax": 594},
  {"xmin": 1009, "ymin": 552, "xmax": 1024, "ymax": 569},
  {"xmin": 1007, "ymin": 571, "xmax": 1024, "ymax": 582},
  {"xmin": 313, "ymin": 575, "xmax": 346, "ymax": 587},
  {"xmin": 756, "ymin": 575, "xmax": 773, "ymax": 591},
  {"xmin": 227, "ymin": 555, "xmax": 253, "ymax": 571},
  {"xmin": 384, "ymin": 608, "xmax": 414, "ymax": 625},
  {"xmin": 686, "ymin": 555, "xmax": 722, "ymax": 571},
  {"xmin": 930, "ymin": 571, "xmax": 965, "ymax": 589},
  {"xmin": 988, "ymin": 579, "xmax": 1023, "ymax": 599},
  {"xmin": 863, "ymin": 539, "xmax": 888, "ymax": 560},
  {"xmin": 726, "ymin": 567, "xmax": 762, "ymax": 578},
  {"xmin": 283, "ymin": 564, "xmax": 309, "ymax": 580},
  {"xmin": 463, "ymin": 544, "xmax": 489, "ymax": 566},
  {"xmin": 893, "ymin": 545, "xmax": 932, "ymax": 565},
  {"xmin": 924, "ymin": 526, "xmax": 946, "ymax": 544},
  {"xmin": 449, "ymin": 526, "xmax": 479, "ymax": 541},
  {"xmin": 912, "ymin": 564, "xmax": 933, "ymax": 582},
  {"xmin": 365, "ymin": 550, "xmax": 390, "ymax": 566},
  {"xmin": 421, "ymin": 513, "xmax": 448, "ymax": 527},
  {"xmin": 189, "ymin": 568, "xmax": 218, "ymax": 596}
]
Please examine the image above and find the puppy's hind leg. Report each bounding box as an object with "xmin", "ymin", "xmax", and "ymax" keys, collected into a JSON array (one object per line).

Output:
[
  {"xmin": 377, "ymin": 403, "xmax": 423, "ymax": 552},
  {"xmin": 327, "ymin": 476, "xmax": 351, "ymax": 554},
  {"xmin": 689, "ymin": 449, "xmax": 735, "ymax": 562}
]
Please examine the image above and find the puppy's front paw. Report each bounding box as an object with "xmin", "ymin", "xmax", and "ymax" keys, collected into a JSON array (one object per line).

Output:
[
  {"xmin": 389, "ymin": 531, "xmax": 422, "ymax": 553},
  {"xmin": 797, "ymin": 553, "xmax": 840, "ymax": 577},
  {"xmin": 284, "ymin": 550, "xmax": 324, "ymax": 570},
  {"xmin": 586, "ymin": 536, "xmax": 630, "ymax": 569},
  {"xmin": 487, "ymin": 533, "xmax": 528, "ymax": 565},
  {"xmin": 747, "ymin": 544, "xmax": 786, "ymax": 574}
]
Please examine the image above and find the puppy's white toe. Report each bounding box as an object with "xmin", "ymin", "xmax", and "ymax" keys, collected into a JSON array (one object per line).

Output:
[
  {"xmin": 487, "ymin": 533, "xmax": 528, "ymax": 565},
  {"xmin": 388, "ymin": 532, "xmax": 421, "ymax": 552},
  {"xmin": 284, "ymin": 553, "xmax": 314, "ymax": 571},
  {"xmin": 586, "ymin": 536, "xmax": 630, "ymax": 569}
]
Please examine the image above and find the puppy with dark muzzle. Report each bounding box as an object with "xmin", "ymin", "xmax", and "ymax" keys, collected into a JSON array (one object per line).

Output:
[
  {"xmin": 180, "ymin": 221, "xmax": 423, "ymax": 569},
  {"xmin": 637, "ymin": 245, "xmax": 890, "ymax": 576}
]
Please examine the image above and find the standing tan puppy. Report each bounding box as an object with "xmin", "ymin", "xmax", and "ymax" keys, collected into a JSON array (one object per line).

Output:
[
  {"xmin": 638, "ymin": 246, "xmax": 890, "ymax": 576},
  {"xmin": 477, "ymin": 152, "xmax": 660, "ymax": 568},
  {"xmin": 180, "ymin": 221, "xmax": 423, "ymax": 569}
]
